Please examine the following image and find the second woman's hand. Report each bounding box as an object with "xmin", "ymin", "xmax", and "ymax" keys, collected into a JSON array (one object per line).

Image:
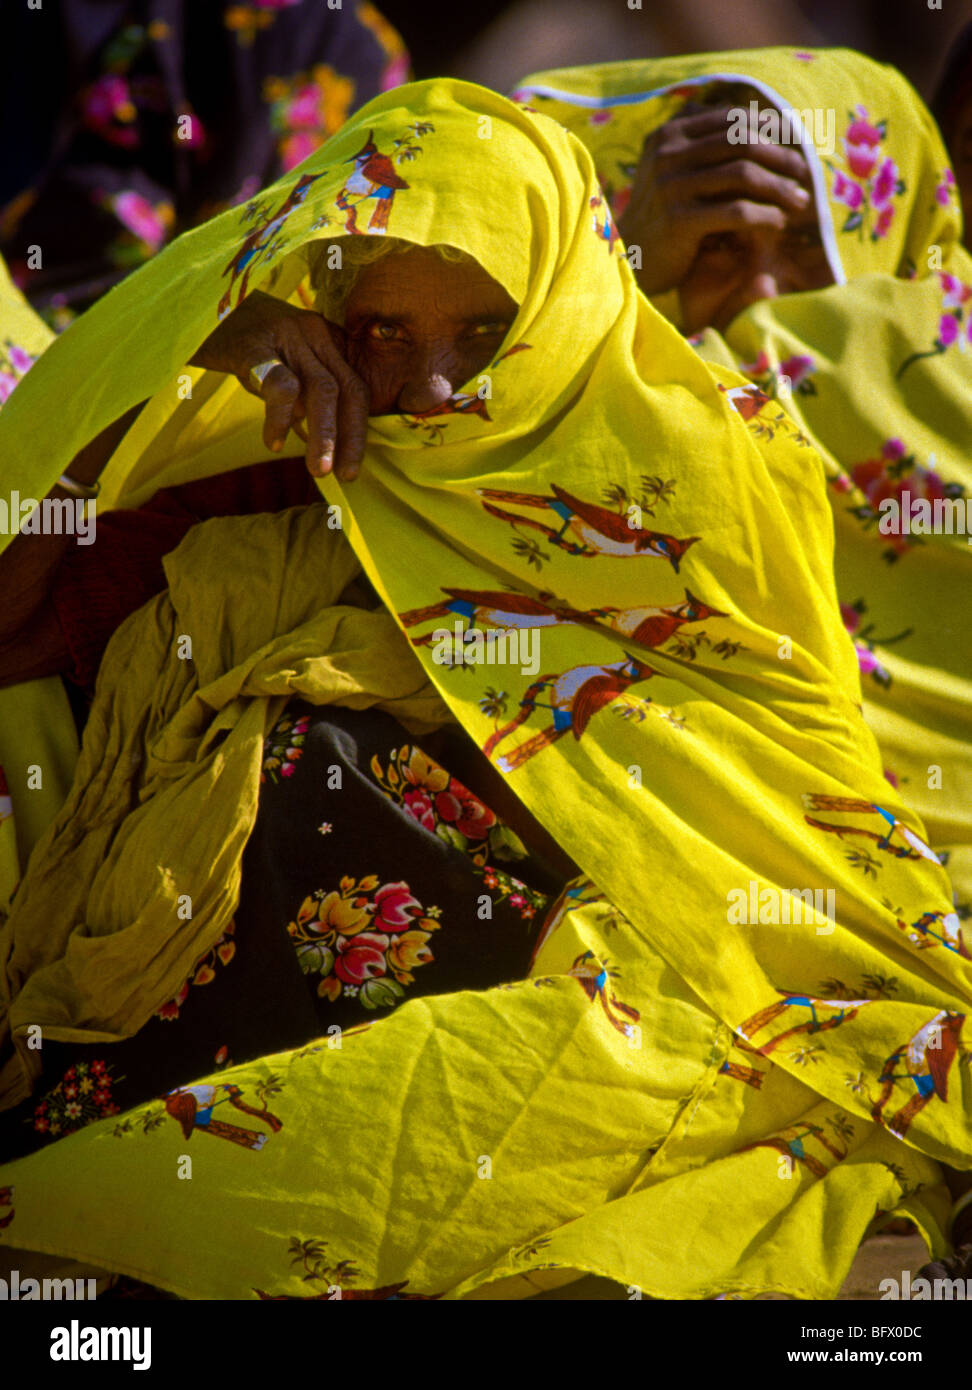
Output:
[{"xmin": 188, "ymin": 290, "xmax": 370, "ymax": 481}]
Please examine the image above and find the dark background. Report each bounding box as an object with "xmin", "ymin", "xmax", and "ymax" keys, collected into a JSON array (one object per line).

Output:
[{"xmin": 380, "ymin": 0, "xmax": 972, "ymax": 101}]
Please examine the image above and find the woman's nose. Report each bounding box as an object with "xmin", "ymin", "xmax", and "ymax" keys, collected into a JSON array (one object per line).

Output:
[
  {"xmin": 396, "ymin": 352, "xmax": 458, "ymax": 414},
  {"xmin": 736, "ymin": 270, "xmax": 780, "ymax": 310}
]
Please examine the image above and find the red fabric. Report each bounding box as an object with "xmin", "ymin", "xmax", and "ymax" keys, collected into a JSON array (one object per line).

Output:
[{"xmin": 52, "ymin": 458, "xmax": 316, "ymax": 690}]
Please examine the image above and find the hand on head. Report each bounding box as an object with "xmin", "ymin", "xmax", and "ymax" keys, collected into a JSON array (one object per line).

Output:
[{"xmin": 617, "ymin": 100, "xmax": 833, "ymax": 333}]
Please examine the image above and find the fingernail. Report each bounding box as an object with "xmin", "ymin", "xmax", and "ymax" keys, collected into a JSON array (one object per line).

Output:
[
  {"xmin": 794, "ymin": 187, "xmax": 811, "ymax": 204},
  {"xmin": 270, "ymin": 440, "xmax": 283, "ymax": 453}
]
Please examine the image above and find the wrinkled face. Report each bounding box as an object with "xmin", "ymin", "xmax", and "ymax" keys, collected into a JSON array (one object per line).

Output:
[
  {"xmin": 679, "ymin": 198, "xmax": 835, "ymax": 335},
  {"xmin": 343, "ymin": 246, "xmax": 518, "ymax": 415}
]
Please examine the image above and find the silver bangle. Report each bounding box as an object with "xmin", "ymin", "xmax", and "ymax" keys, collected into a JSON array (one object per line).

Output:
[{"xmin": 57, "ymin": 473, "xmax": 101, "ymax": 500}]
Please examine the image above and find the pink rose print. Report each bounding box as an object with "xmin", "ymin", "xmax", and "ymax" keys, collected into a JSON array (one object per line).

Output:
[
  {"xmin": 335, "ymin": 930, "xmax": 390, "ymax": 984},
  {"xmin": 403, "ymin": 787, "xmax": 437, "ymax": 831},
  {"xmin": 81, "ymin": 74, "xmax": 139, "ymax": 147},
  {"xmin": 373, "ymin": 881, "xmax": 422, "ymax": 933},
  {"xmin": 832, "ymin": 169, "xmax": 864, "ymax": 210},
  {"xmin": 897, "ymin": 271, "xmax": 972, "ymax": 377},
  {"xmin": 829, "ymin": 108, "xmax": 904, "ymax": 241},
  {"xmin": 936, "ymin": 169, "xmax": 957, "ymax": 207},
  {"xmin": 111, "ymin": 191, "xmax": 170, "ymax": 250},
  {"xmin": 844, "ymin": 110, "xmax": 883, "ymax": 179},
  {"xmin": 871, "ymin": 158, "xmax": 898, "ymax": 210},
  {"xmin": 0, "ymin": 340, "xmax": 38, "ymax": 405}
]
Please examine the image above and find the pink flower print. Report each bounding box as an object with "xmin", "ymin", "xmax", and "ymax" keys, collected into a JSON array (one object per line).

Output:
[
  {"xmin": 839, "ymin": 603, "xmax": 862, "ymax": 635},
  {"xmin": 334, "ymin": 930, "xmax": 389, "ymax": 984},
  {"xmin": 81, "ymin": 75, "xmax": 139, "ymax": 147},
  {"xmin": 844, "ymin": 108, "xmax": 883, "ymax": 179},
  {"xmin": 285, "ymin": 83, "xmax": 323, "ymax": 130},
  {"xmin": 0, "ymin": 373, "xmax": 19, "ymax": 404},
  {"xmin": 793, "ymin": 52, "xmax": 816, "ymax": 62},
  {"xmin": 403, "ymin": 788, "xmax": 437, "ymax": 832},
  {"xmin": 939, "ymin": 313, "xmax": 960, "ymax": 347},
  {"xmin": 380, "ymin": 54, "xmax": 409, "ymax": 92},
  {"xmin": 7, "ymin": 345, "xmax": 33, "ymax": 374},
  {"xmin": 873, "ymin": 205, "xmax": 894, "ymax": 239},
  {"xmin": 373, "ymin": 881, "xmax": 422, "ymax": 933},
  {"xmin": 883, "ymin": 438, "xmax": 906, "ymax": 460},
  {"xmin": 589, "ymin": 110, "xmax": 614, "ymax": 125},
  {"xmin": 112, "ymin": 191, "xmax": 169, "ymax": 250},
  {"xmin": 871, "ymin": 158, "xmax": 898, "ymax": 210},
  {"xmin": 280, "ymin": 131, "xmax": 319, "ymax": 172},
  {"xmin": 938, "ymin": 272, "xmax": 971, "ymax": 311},
  {"xmin": 832, "ymin": 169, "xmax": 864, "ymax": 210},
  {"xmin": 779, "ymin": 353, "xmax": 815, "ymax": 386},
  {"xmin": 936, "ymin": 168, "xmax": 956, "ymax": 207},
  {"xmin": 740, "ymin": 350, "xmax": 771, "ymax": 375}
]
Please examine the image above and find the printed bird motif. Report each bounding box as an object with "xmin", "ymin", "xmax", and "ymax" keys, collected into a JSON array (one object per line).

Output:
[
  {"xmin": 720, "ymin": 382, "xmax": 772, "ymax": 420},
  {"xmin": 897, "ymin": 909, "xmax": 970, "ymax": 958},
  {"xmin": 164, "ymin": 1082, "xmax": 282, "ymax": 1150},
  {"xmin": 483, "ymin": 654, "xmax": 654, "ymax": 770},
  {"xmin": 399, "ymin": 588, "xmax": 613, "ymax": 644},
  {"xmin": 802, "ymin": 794, "xmax": 941, "ymax": 863},
  {"xmin": 337, "ymin": 132, "xmax": 410, "ymax": 234},
  {"xmin": 478, "ymin": 484, "xmax": 699, "ymax": 571},
  {"xmin": 738, "ymin": 1122, "xmax": 845, "ymax": 1178},
  {"xmin": 569, "ymin": 951, "xmax": 640, "ymax": 1038},
  {"xmin": 218, "ymin": 173, "xmax": 322, "ymax": 316},
  {"xmin": 873, "ymin": 1010, "xmax": 965, "ymax": 1139},
  {"xmin": 738, "ymin": 990, "xmax": 874, "ymax": 1055},
  {"xmin": 600, "ymin": 588, "xmax": 728, "ymax": 646}
]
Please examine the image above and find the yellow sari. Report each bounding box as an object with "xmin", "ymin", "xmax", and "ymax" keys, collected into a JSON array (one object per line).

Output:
[
  {"xmin": 0, "ymin": 76, "xmax": 968, "ymax": 1300},
  {"xmin": 514, "ymin": 45, "xmax": 972, "ymax": 914}
]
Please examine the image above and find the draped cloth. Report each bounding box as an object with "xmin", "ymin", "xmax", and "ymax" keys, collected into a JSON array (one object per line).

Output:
[
  {"xmin": 513, "ymin": 46, "xmax": 972, "ymax": 914},
  {"xmin": 0, "ymin": 77, "xmax": 969, "ymax": 1300},
  {"xmin": 0, "ymin": 260, "xmax": 80, "ymax": 905}
]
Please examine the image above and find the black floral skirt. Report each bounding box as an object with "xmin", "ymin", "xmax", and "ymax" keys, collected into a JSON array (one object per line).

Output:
[{"xmin": 0, "ymin": 703, "xmax": 560, "ymax": 1161}]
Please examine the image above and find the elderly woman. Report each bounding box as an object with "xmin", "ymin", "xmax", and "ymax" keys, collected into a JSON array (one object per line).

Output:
[{"xmin": 0, "ymin": 76, "xmax": 969, "ymax": 1301}]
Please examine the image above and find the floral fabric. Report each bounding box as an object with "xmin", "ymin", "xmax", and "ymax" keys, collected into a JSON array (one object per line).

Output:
[
  {"xmin": 0, "ymin": 0, "xmax": 408, "ymax": 322},
  {"xmin": 0, "ymin": 702, "xmax": 551, "ymax": 1162}
]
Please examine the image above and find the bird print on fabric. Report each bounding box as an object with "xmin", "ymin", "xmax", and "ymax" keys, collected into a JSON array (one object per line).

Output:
[
  {"xmin": 478, "ymin": 484, "xmax": 699, "ymax": 570},
  {"xmin": 482, "ymin": 654, "xmax": 655, "ymax": 771}
]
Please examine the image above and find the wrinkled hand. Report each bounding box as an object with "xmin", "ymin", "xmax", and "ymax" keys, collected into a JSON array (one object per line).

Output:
[
  {"xmin": 617, "ymin": 103, "xmax": 813, "ymax": 296},
  {"xmin": 189, "ymin": 290, "xmax": 369, "ymax": 480}
]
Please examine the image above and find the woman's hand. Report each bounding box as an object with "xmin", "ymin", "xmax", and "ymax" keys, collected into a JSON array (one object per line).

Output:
[
  {"xmin": 617, "ymin": 102, "xmax": 813, "ymax": 297},
  {"xmin": 189, "ymin": 291, "xmax": 370, "ymax": 481}
]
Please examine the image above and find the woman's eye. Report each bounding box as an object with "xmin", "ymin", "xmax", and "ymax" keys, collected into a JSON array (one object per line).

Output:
[{"xmin": 367, "ymin": 321, "xmax": 404, "ymax": 342}]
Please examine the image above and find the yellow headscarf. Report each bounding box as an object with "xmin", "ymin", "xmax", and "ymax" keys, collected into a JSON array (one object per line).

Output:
[
  {"xmin": 0, "ymin": 78, "xmax": 968, "ymax": 1300},
  {"xmin": 514, "ymin": 47, "xmax": 972, "ymax": 912}
]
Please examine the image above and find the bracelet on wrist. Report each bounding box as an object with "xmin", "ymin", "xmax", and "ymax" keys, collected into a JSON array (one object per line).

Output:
[{"xmin": 57, "ymin": 473, "xmax": 101, "ymax": 501}]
